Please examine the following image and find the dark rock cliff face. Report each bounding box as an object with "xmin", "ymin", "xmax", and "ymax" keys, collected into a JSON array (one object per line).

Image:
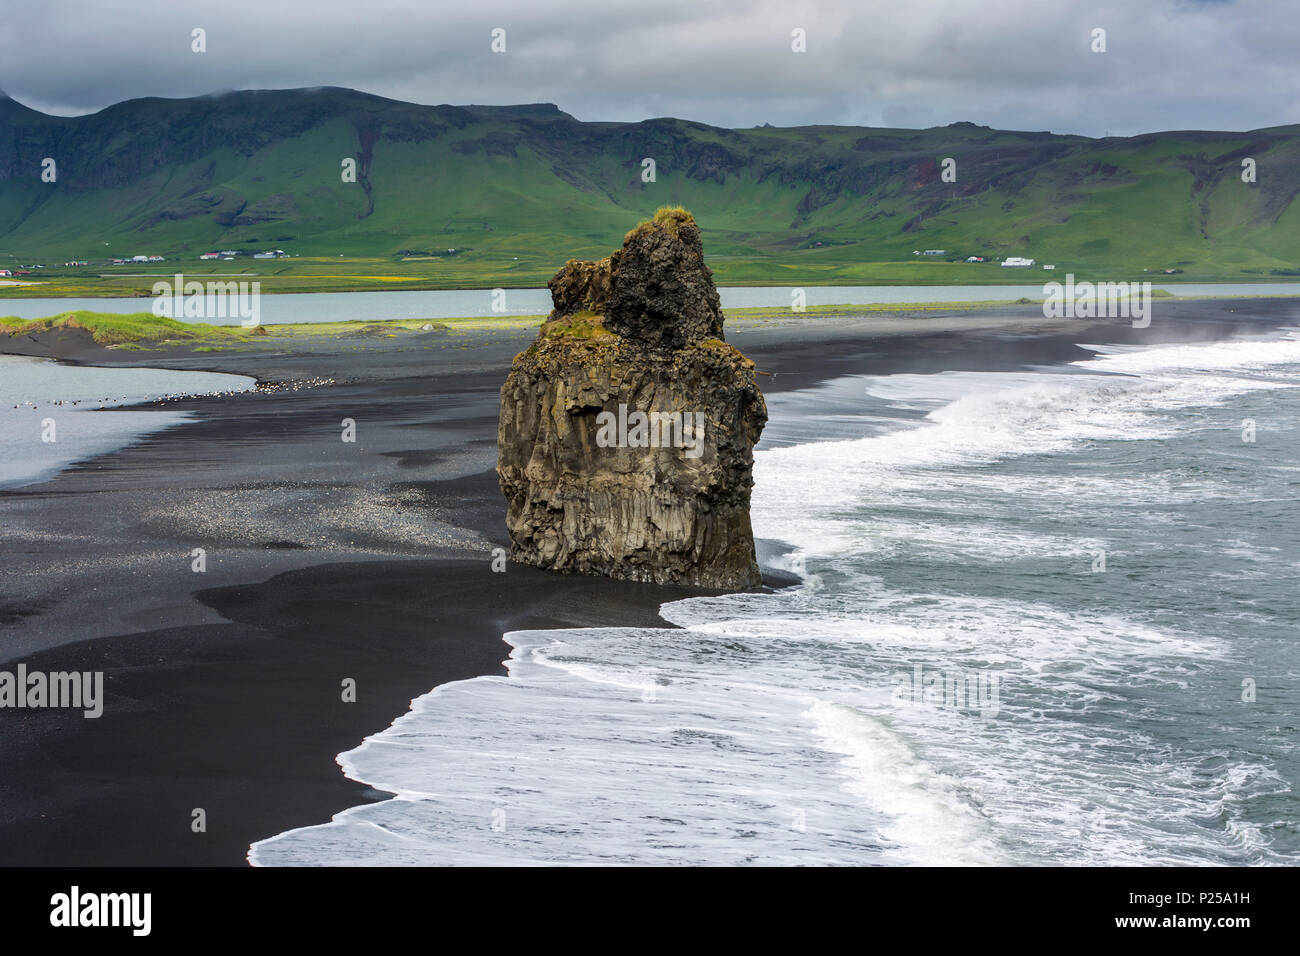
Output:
[{"xmin": 497, "ymin": 208, "xmax": 767, "ymax": 588}]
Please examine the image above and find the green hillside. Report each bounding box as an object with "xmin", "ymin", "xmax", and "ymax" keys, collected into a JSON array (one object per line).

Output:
[{"xmin": 1, "ymin": 86, "xmax": 1298, "ymax": 289}]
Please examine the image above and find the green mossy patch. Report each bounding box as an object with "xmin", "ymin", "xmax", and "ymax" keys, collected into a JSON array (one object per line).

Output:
[
  {"xmin": 538, "ymin": 310, "xmax": 619, "ymax": 344},
  {"xmin": 625, "ymin": 206, "xmax": 695, "ymax": 243},
  {"xmin": 694, "ymin": 336, "xmax": 755, "ymax": 368}
]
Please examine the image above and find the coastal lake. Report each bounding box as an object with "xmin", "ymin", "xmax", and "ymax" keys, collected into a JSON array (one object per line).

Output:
[{"xmin": 3, "ymin": 282, "xmax": 1299, "ymax": 324}]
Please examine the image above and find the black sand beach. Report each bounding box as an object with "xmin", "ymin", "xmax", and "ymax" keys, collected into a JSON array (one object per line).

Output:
[{"xmin": 1, "ymin": 298, "xmax": 1296, "ymax": 865}]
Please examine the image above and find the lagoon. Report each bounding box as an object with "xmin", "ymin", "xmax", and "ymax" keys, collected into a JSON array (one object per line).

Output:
[{"xmin": 2, "ymin": 283, "xmax": 1299, "ymax": 326}]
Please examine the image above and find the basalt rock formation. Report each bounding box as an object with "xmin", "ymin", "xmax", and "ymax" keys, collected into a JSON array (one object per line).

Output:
[{"xmin": 497, "ymin": 208, "xmax": 767, "ymax": 588}]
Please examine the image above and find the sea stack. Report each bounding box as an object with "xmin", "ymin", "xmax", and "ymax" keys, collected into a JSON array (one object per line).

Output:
[{"xmin": 497, "ymin": 207, "xmax": 767, "ymax": 588}]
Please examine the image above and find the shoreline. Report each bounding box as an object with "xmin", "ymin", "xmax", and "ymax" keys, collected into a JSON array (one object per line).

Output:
[
  {"xmin": 5, "ymin": 279, "xmax": 1300, "ymax": 302},
  {"xmin": 1, "ymin": 299, "xmax": 1297, "ymax": 865}
]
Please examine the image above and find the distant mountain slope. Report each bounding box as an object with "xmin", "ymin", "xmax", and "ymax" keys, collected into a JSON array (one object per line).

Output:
[{"xmin": 1, "ymin": 86, "xmax": 1298, "ymax": 278}]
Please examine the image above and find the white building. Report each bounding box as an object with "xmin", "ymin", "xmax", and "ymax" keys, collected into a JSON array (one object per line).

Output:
[{"xmin": 1001, "ymin": 257, "xmax": 1035, "ymax": 268}]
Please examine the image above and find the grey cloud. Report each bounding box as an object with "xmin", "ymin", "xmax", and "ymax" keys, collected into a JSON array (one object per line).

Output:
[{"xmin": 0, "ymin": 0, "xmax": 1294, "ymax": 136}]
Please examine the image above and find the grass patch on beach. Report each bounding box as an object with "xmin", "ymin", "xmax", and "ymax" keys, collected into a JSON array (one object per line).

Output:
[
  {"xmin": 0, "ymin": 311, "xmax": 267, "ymax": 347},
  {"xmin": 0, "ymin": 309, "xmax": 550, "ymax": 351}
]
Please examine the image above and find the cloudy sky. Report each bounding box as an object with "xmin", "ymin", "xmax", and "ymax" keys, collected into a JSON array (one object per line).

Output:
[{"xmin": 1, "ymin": 0, "xmax": 1294, "ymax": 137}]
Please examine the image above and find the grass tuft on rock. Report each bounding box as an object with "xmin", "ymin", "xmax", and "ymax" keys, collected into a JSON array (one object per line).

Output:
[
  {"xmin": 626, "ymin": 206, "xmax": 696, "ymax": 242},
  {"xmin": 538, "ymin": 310, "xmax": 618, "ymax": 344}
]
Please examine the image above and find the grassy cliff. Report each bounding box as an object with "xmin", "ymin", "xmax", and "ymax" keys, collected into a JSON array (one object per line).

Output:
[{"xmin": 2, "ymin": 88, "xmax": 1299, "ymax": 286}]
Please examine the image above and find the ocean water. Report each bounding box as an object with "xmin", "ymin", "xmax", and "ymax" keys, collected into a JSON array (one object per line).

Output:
[
  {"xmin": 251, "ymin": 328, "xmax": 1300, "ymax": 865},
  {"xmin": 3, "ymin": 282, "xmax": 1298, "ymax": 325},
  {"xmin": 0, "ymin": 355, "xmax": 254, "ymax": 488}
]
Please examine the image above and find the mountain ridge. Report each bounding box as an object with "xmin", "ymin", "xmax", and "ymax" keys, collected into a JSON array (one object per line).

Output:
[{"xmin": 1, "ymin": 86, "xmax": 1297, "ymax": 281}]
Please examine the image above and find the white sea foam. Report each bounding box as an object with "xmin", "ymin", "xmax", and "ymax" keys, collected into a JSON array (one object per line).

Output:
[{"xmin": 252, "ymin": 328, "xmax": 1300, "ymax": 866}]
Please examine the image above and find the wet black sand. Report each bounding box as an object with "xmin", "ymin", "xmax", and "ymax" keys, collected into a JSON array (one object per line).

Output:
[{"xmin": 1, "ymin": 298, "xmax": 1295, "ymax": 865}]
